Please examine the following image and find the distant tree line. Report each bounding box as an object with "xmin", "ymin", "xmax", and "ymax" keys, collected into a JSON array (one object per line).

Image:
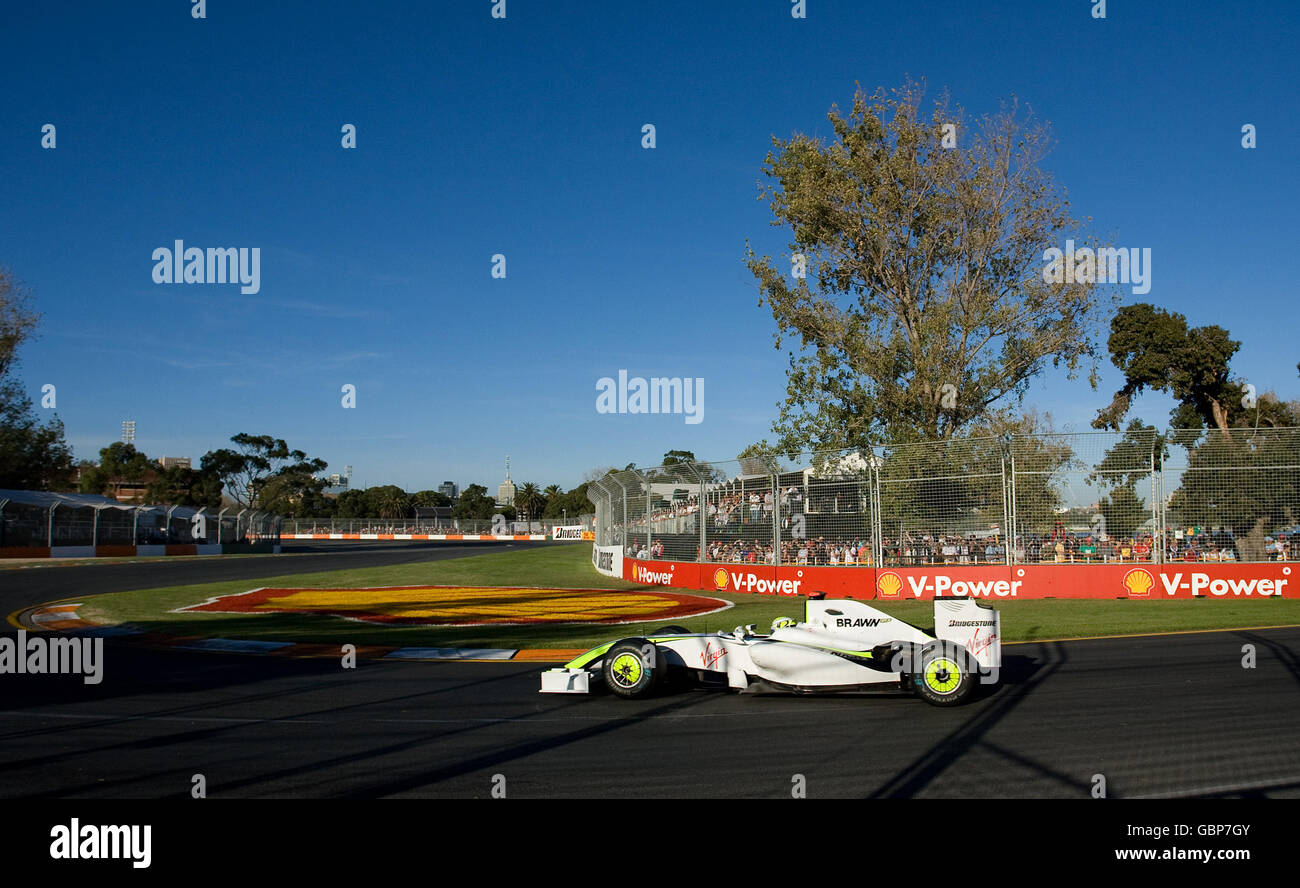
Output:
[{"xmin": 70, "ymin": 438, "xmax": 597, "ymax": 521}]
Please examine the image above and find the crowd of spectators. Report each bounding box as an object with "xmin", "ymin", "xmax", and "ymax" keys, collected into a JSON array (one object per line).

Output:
[
  {"xmin": 611, "ymin": 489, "xmax": 1299, "ymax": 566},
  {"xmin": 616, "ymin": 527, "xmax": 1296, "ymax": 566},
  {"xmin": 625, "ymin": 488, "xmax": 815, "ymax": 532}
]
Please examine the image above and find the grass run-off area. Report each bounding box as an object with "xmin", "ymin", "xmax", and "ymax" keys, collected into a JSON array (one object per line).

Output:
[{"xmin": 76, "ymin": 543, "xmax": 1300, "ymax": 651}]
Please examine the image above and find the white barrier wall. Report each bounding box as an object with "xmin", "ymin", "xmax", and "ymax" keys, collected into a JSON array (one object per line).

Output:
[{"xmin": 591, "ymin": 544, "xmax": 623, "ymax": 579}]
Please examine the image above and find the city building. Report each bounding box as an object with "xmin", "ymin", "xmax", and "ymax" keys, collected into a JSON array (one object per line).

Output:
[
  {"xmin": 497, "ymin": 457, "xmax": 516, "ymax": 506},
  {"xmin": 439, "ymin": 481, "xmax": 458, "ymax": 500}
]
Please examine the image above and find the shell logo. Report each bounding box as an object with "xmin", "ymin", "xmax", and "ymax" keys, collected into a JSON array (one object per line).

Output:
[
  {"xmin": 712, "ymin": 568, "xmax": 730, "ymax": 591},
  {"xmin": 1123, "ymin": 567, "xmax": 1155, "ymax": 598},
  {"xmin": 876, "ymin": 571, "xmax": 903, "ymax": 599}
]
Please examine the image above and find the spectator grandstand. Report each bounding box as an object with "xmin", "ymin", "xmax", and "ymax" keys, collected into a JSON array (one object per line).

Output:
[{"xmin": 590, "ymin": 428, "xmax": 1299, "ymax": 567}]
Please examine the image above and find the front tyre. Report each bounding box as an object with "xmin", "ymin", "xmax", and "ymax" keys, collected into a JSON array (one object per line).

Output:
[
  {"xmin": 912, "ymin": 642, "xmax": 976, "ymax": 707},
  {"xmin": 602, "ymin": 638, "xmax": 664, "ymax": 698}
]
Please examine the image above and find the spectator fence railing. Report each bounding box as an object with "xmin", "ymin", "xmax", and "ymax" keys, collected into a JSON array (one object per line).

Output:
[{"xmin": 587, "ymin": 428, "xmax": 1300, "ymax": 566}]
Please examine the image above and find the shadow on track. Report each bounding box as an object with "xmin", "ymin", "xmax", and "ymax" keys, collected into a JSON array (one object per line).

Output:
[{"xmin": 865, "ymin": 644, "xmax": 1080, "ymax": 797}]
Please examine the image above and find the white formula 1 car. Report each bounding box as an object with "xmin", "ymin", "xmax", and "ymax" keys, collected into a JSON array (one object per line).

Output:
[{"xmin": 541, "ymin": 596, "xmax": 1001, "ymax": 707}]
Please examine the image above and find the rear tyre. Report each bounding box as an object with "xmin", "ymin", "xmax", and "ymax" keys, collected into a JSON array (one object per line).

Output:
[
  {"xmin": 911, "ymin": 642, "xmax": 976, "ymax": 707},
  {"xmin": 650, "ymin": 625, "xmax": 690, "ymax": 636},
  {"xmin": 602, "ymin": 638, "xmax": 664, "ymax": 698}
]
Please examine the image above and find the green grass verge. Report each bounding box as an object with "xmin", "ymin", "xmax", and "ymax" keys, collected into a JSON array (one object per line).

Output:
[{"xmin": 76, "ymin": 543, "xmax": 1300, "ymax": 651}]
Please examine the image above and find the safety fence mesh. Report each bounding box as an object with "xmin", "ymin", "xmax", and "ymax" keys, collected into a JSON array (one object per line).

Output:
[
  {"xmin": 0, "ymin": 494, "xmax": 282, "ymax": 548},
  {"xmin": 586, "ymin": 428, "xmax": 1300, "ymax": 565}
]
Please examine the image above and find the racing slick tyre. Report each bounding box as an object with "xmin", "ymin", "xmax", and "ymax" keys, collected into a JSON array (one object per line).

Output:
[
  {"xmin": 602, "ymin": 638, "xmax": 666, "ymax": 698},
  {"xmin": 911, "ymin": 641, "xmax": 976, "ymax": 707},
  {"xmin": 650, "ymin": 625, "xmax": 690, "ymax": 636}
]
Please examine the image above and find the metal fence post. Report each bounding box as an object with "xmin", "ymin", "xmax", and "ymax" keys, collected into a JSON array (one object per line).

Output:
[
  {"xmin": 1001, "ymin": 457, "xmax": 1011, "ymax": 566},
  {"xmin": 764, "ymin": 468, "xmax": 774, "ymax": 566},
  {"xmin": 871, "ymin": 450, "xmax": 884, "ymax": 567},
  {"xmin": 698, "ymin": 465, "xmax": 708, "ymax": 563},
  {"xmin": 48, "ymin": 503, "xmax": 56, "ymax": 548},
  {"xmin": 607, "ymin": 474, "xmax": 629, "ymax": 552},
  {"xmin": 1008, "ymin": 449, "xmax": 1018, "ymax": 563},
  {"xmin": 1154, "ymin": 446, "xmax": 1164, "ymax": 564},
  {"xmin": 640, "ymin": 471, "xmax": 651, "ymax": 553}
]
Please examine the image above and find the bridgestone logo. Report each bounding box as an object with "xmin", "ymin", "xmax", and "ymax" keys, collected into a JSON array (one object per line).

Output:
[{"xmin": 948, "ymin": 620, "xmax": 996, "ymax": 627}]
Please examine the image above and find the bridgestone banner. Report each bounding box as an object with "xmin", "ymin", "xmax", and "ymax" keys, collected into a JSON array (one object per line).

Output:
[{"xmin": 552, "ymin": 525, "xmax": 589, "ymax": 541}]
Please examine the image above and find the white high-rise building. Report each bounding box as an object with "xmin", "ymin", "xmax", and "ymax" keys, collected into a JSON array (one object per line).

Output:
[{"xmin": 497, "ymin": 456, "xmax": 516, "ymax": 506}]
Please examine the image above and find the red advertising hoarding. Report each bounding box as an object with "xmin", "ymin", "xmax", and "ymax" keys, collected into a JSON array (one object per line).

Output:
[{"xmin": 619, "ymin": 557, "xmax": 1293, "ymax": 600}]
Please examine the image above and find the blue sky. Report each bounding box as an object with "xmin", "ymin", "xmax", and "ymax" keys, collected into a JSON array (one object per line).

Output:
[{"xmin": 3, "ymin": 1, "xmax": 1297, "ymax": 492}]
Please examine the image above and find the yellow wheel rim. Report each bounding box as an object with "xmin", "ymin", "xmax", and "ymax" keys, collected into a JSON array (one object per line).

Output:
[
  {"xmin": 924, "ymin": 657, "xmax": 961, "ymax": 694},
  {"xmin": 610, "ymin": 652, "xmax": 644, "ymax": 688}
]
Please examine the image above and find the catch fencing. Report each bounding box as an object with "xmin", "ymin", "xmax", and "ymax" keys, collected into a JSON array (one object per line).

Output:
[
  {"xmin": 0, "ymin": 490, "xmax": 280, "ymax": 552},
  {"xmin": 279, "ymin": 516, "xmax": 594, "ymax": 537},
  {"xmin": 588, "ymin": 428, "xmax": 1300, "ymax": 567}
]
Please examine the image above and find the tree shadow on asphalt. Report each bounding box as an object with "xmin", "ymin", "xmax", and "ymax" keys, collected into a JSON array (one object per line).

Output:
[
  {"xmin": 23, "ymin": 671, "xmax": 725, "ymax": 799},
  {"xmin": 1234, "ymin": 629, "xmax": 1300, "ymax": 691},
  {"xmin": 0, "ymin": 643, "xmax": 549, "ymax": 797},
  {"xmin": 863, "ymin": 641, "xmax": 1080, "ymax": 798}
]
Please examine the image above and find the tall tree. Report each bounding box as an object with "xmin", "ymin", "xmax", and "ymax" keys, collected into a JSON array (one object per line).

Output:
[
  {"xmin": 412, "ymin": 489, "xmax": 452, "ymax": 508},
  {"xmin": 334, "ymin": 488, "xmax": 369, "ymax": 518},
  {"xmin": 1093, "ymin": 303, "xmax": 1244, "ymax": 435},
  {"xmin": 200, "ymin": 433, "xmax": 326, "ymax": 509},
  {"xmin": 543, "ymin": 483, "xmax": 593, "ymax": 519},
  {"xmin": 514, "ymin": 482, "xmax": 543, "ymax": 520},
  {"xmin": 376, "ymin": 486, "xmax": 410, "ymax": 520},
  {"xmin": 452, "ymin": 484, "xmax": 496, "ymax": 520},
  {"xmin": 0, "ymin": 268, "xmax": 75, "ymax": 490},
  {"xmin": 1167, "ymin": 427, "xmax": 1299, "ymax": 560},
  {"xmin": 746, "ymin": 81, "xmax": 1109, "ymax": 451},
  {"xmin": 79, "ymin": 442, "xmax": 157, "ymax": 499},
  {"xmin": 1231, "ymin": 390, "xmax": 1300, "ymax": 430},
  {"xmin": 145, "ymin": 463, "xmax": 224, "ymax": 509}
]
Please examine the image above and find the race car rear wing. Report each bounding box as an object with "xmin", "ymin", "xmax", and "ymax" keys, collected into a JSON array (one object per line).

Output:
[{"xmin": 933, "ymin": 596, "xmax": 1001, "ymax": 670}]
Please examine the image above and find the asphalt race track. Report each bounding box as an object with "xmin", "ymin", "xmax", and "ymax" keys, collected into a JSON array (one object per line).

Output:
[
  {"xmin": 2, "ymin": 543, "xmax": 1298, "ymax": 798},
  {"xmin": 0, "ymin": 540, "xmax": 555, "ymax": 619}
]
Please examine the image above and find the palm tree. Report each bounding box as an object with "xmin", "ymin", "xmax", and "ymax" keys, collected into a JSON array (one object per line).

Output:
[
  {"xmin": 379, "ymin": 489, "xmax": 410, "ymax": 520},
  {"xmin": 516, "ymin": 482, "xmax": 543, "ymax": 521}
]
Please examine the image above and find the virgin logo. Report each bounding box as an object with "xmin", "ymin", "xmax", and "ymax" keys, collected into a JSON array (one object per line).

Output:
[
  {"xmin": 700, "ymin": 642, "xmax": 726, "ymax": 668},
  {"xmin": 968, "ymin": 628, "xmax": 997, "ymax": 656}
]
